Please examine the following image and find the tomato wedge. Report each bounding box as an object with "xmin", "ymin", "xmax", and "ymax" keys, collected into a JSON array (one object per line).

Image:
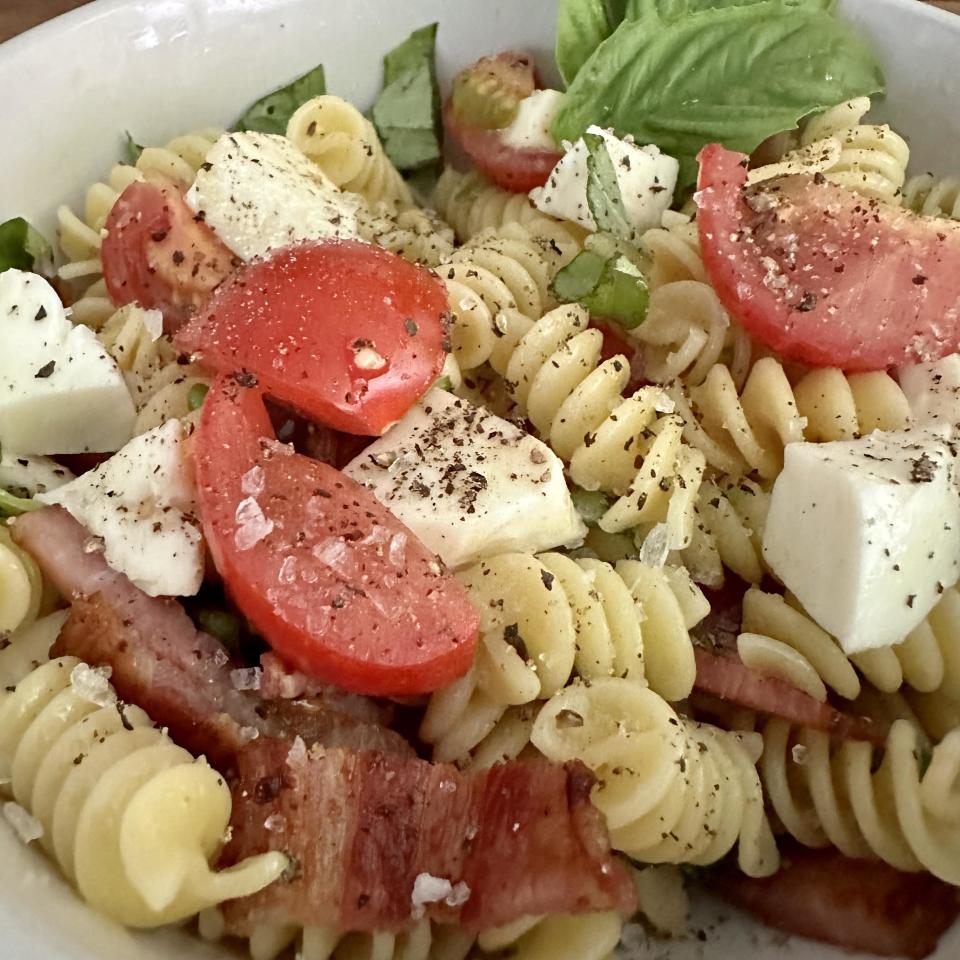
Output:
[
  {"xmin": 195, "ymin": 373, "xmax": 478, "ymax": 696},
  {"xmin": 176, "ymin": 240, "xmax": 448, "ymax": 436},
  {"xmin": 101, "ymin": 176, "xmax": 237, "ymax": 329},
  {"xmin": 696, "ymin": 143, "xmax": 960, "ymax": 371}
]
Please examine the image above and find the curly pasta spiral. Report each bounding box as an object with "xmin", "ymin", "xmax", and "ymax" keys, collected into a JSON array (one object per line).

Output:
[
  {"xmin": 903, "ymin": 173, "xmax": 960, "ymax": 220},
  {"xmin": 0, "ymin": 611, "xmax": 68, "ymax": 693},
  {"xmin": 532, "ymin": 678, "xmax": 779, "ymax": 877},
  {"xmin": 740, "ymin": 586, "xmax": 960, "ymax": 703},
  {"xmin": 357, "ymin": 202, "xmax": 454, "ymax": 267},
  {"xmin": 420, "ymin": 552, "xmax": 703, "ymax": 763},
  {"xmin": 0, "ymin": 657, "xmax": 286, "ymax": 927},
  {"xmin": 286, "ymin": 95, "xmax": 413, "ymax": 211},
  {"xmin": 639, "ymin": 214, "xmax": 705, "ymax": 289},
  {"xmin": 670, "ymin": 358, "xmax": 912, "ymax": 480},
  {"xmin": 433, "ymin": 167, "xmax": 586, "ymax": 255},
  {"xmin": 761, "ymin": 718, "xmax": 960, "ymax": 884},
  {"xmin": 0, "ymin": 525, "xmax": 49, "ymax": 636}
]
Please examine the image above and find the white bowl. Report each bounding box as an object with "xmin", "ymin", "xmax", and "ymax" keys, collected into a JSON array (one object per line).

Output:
[{"xmin": 1, "ymin": 1, "xmax": 959, "ymax": 958}]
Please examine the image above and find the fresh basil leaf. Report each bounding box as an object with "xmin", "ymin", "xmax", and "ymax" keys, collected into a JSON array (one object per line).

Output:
[
  {"xmin": 554, "ymin": 0, "xmax": 884, "ymax": 189},
  {"xmin": 236, "ymin": 64, "xmax": 327, "ymax": 135},
  {"xmin": 583, "ymin": 132, "xmax": 633, "ymax": 240},
  {"xmin": 552, "ymin": 248, "xmax": 650, "ymax": 329},
  {"xmin": 124, "ymin": 131, "xmax": 144, "ymax": 165},
  {"xmin": 0, "ymin": 218, "xmax": 52, "ymax": 275},
  {"xmin": 372, "ymin": 24, "xmax": 441, "ymax": 171},
  {"xmin": 0, "ymin": 487, "xmax": 42, "ymax": 518},
  {"xmin": 627, "ymin": 0, "xmax": 833, "ymax": 19},
  {"xmin": 556, "ymin": 0, "xmax": 631, "ymax": 87},
  {"xmin": 570, "ymin": 486, "xmax": 613, "ymax": 524}
]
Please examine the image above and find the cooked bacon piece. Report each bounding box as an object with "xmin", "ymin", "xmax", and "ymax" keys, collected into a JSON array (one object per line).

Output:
[
  {"xmin": 220, "ymin": 738, "xmax": 636, "ymax": 934},
  {"xmin": 716, "ymin": 846, "xmax": 960, "ymax": 959},
  {"xmin": 693, "ymin": 647, "xmax": 888, "ymax": 746},
  {"xmin": 14, "ymin": 507, "xmax": 410, "ymax": 769}
]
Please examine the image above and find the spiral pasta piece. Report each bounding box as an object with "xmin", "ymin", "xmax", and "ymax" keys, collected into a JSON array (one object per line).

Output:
[
  {"xmin": 0, "ymin": 657, "xmax": 286, "ymax": 927},
  {"xmin": 420, "ymin": 552, "xmax": 702, "ymax": 763},
  {"xmin": 740, "ymin": 586, "xmax": 960, "ymax": 702},
  {"xmin": 761, "ymin": 718, "xmax": 960, "ymax": 884},
  {"xmin": 639, "ymin": 214, "xmax": 705, "ymax": 289},
  {"xmin": 357, "ymin": 202, "xmax": 454, "ymax": 267},
  {"xmin": 0, "ymin": 611, "xmax": 68, "ymax": 693},
  {"xmin": 531, "ymin": 678, "xmax": 779, "ymax": 878},
  {"xmin": 286, "ymin": 95, "xmax": 413, "ymax": 210},
  {"xmin": 903, "ymin": 173, "xmax": 960, "ymax": 220},
  {"xmin": 0, "ymin": 525, "xmax": 49, "ymax": 636},
  {"xmin": 670, "ymin": 358, "xmax": 912, "ymax": 480}
]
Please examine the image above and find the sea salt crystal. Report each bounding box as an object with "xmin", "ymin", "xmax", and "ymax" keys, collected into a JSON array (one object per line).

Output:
[
  {"xmin": 3, "ymin": 802, "xmax": 42, "ymax": 844},
  {"xmin": 791, "ymin": 744, "xmax": 809, "ymax": 766},
  {"xmin": 278, "ymin": 555, "xmax": 298, "ymax": 584},
  {"xmin": 241, "ymin": 464, "xmax": 266, "ymax": 497},
  {"xmin": 264, "ymin": 814, "xmax": 286, "ymax": 832},
  {"xmin": 231, "ymin": 667, "xmax": 262, "ymax": 691},
  {"xmin": 141, "ymin": 308, "xmax": 164, "ymax": 341},
  {"xmin": 287, "ymin": 736, "xmax": 308, "ymax": 768},
  {"xmin": 640, "ymin": 524, "xmax": 670, "ymax": 568},
  {"xmin": 69, "ymin": 662, "xmax": 116, "ymax": 707},
  {"xmin": 388, "ymin": 532, "xmax": 407, "ymax": 568},
  {"xmin": 410, "ymin": 874, "xmax": 470, "ymax": 919},
  {"xmin": 652, "ymin": 392, "xmax": 675, "ymax": 415},
  {"xmin": 234, "ymin": 497, "xmax": 274, "ymax": 550},
  {"xmin": 238, "ymin": 726, "xmax": 260, "ymax": 744}
]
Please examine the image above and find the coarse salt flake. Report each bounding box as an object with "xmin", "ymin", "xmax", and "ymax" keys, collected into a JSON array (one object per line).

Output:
[
  {"xmin": 3, "ymin": 802, "xmax": 43, "ymax": 844},
  {"xmin": 234, "ymin": 496, "xmax": 274, "ymax": 550},
  {"xmin": 69, "ymin": 662, "xmax": 116, "ymax": 707},
  {"xmin": 231, "ymin": 667, "xmax": 262, "ymax": 691},
  {"xmin": 410, "ymin": 874, "xmax": 470, "ymax": 919}
]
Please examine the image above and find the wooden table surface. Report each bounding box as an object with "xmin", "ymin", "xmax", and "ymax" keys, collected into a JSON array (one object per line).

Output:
[{"xmin": 1, "ymin": 0, "xmax": 959, "ymax": 42}]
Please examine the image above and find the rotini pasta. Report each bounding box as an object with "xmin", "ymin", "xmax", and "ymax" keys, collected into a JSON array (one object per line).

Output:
[
  {"xmin": 903, "ymin": 172, "xmax": 960, "ymax": 220},
  {"xmin": 761, "ymin": 717, "xmax": 960, "ymax": 884},
  {"xmin": 0, "ymin": 611, "xmax": 68, "ymax": 692},
  {"xmin": 286, "ymin": 95, "xmax": 413, "ymax": 211},
  {"xmin": 740, "ymin": 586, "xmax": 960, "ymax": 702},
  {"xmin": 420, "ymin": 552, "xmax": 702, "ymax": 763},
  {"xmin": 669, "ymin": 357, "xmax": 912, "ymax": 480},
  {"xmin": 357, "ymin": 202, "xmax": 455, "ymax": 267},
  {"xmin": 0, "ymin": 657, "xmax": 286, "ymax": 927},
  {"xmin": 0, "ymin": 525, "xmax": 48, "ymax": 636},
  {"xmin": 531, "ymin": 678, "xmax": 779, "ymax": 878},
  {"xmin": 638, "ymin": 213, "xmax": 705, "ymax": 289}
]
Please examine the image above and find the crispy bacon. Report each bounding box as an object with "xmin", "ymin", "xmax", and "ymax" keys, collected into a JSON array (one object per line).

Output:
[
  {"xmin": 716, "ymin": 846, "xmax": 960, "ymax": 959},
  {"xmin": 693, "ymin": 647, "xmax": 888, "ymax": 746},
  {"xmin": 14, "ymin": 507, "xmax": 410, "ymax": 769},
  {"xmin": 220, "ymin": 738, "xmax": 636, "ymax": 934}
]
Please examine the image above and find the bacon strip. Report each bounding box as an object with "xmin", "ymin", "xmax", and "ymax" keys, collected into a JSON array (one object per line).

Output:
[
  {"xmin": 716, "ymin": 846, "xmax": 960, "ymax": 959},
  {"xmin": 693, "ymin": 647, "xmax": 888, "ymax": 746},
  {"xmin": 14, "ymin": 507, "xmax": 410, "ymax": 768},
  {"xmin": 220, "ymin": 738, "xmax": 636, "ymax": 934}
]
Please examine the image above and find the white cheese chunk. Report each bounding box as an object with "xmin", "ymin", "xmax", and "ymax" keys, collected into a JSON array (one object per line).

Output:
[
  {"xmin": 897, "ymin": 354, "xmax": 960, "ymax": 432},
  {"xmin": 344, "ymin": 389, "xmax": 586, "ymax": 569},
  {"xmin": 38, "ymin": 419, "xmax": 203, "ymax": 597},
  {"xmin": 501, "ymin": 89, "xmax": 564, "ymax": 151},
  {"xmin": 0, "ymin": 270, "xmax": 135, "ymax": 456},
  {"xmin": 186, "ymin": 131, "xmax": 361, "ymax": 261},
  {"xmin": 762, "ymin": 430, "xmax": 960, "ymax": 654},
  {"xmin": 0, "ymin": 450, "xmax": 74, "ymax": 497},
  {"xmin": 530, "ymin": 125, "xmax": 678, "ymax": 236}
]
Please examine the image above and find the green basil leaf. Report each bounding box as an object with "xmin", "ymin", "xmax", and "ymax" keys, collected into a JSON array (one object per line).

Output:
[
  {"xmin": 553, "ymin": 0, "xmax": 883, "ymax": 189},
  {"xmin": 124, "ymin": 131, "xmax": 144, "ymax": 165},
  {"xmin": 372, "ymin": 24, "xmax": 441, "ymax": 171},
  {"xmin": 626, "ymin": 0, "xmax": 833, "ymax": 19},
  {"xmin": 0, "ymin": 218, "xmax": 53, "ymax": 275},
  {"xmin": 556, "ymin": 0, "xmax": 630, "ymax": 87},
  {"xmin": 570, "ymin": 486, "xmax": 614, "ymax": 524},
  {"xmin": 0, "ymin": 487, "xmax": 42, "ymax": 518},
  {"xmin": 552, "ymin": 248, "xmax": 650, "ymax": 329},
  {"xmin": 583, "ymin": 132, "xmax": 633, "ymax": 240},
  {"xmin": 236, "ymin": 64, "xmax": 327, "ymax": 135}
]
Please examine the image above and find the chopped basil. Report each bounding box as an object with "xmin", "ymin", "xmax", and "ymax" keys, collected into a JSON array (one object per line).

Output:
[
  {"xmin": 124, "ymin": 131, "xmax": 144, "ymax": 165},
  {"xmin": 553, "ymin": 0, "xmax": 883, "ymax": 189},
  {"xmin": 187, "ymin": 382, "xmax": 210, "ymax": 411},
  {"xmin": 198, "ymin": 608, "xmax": 243, "ymax": 649},
  {"xmin": 371, "ymin": 24, "xmax": 442, "ymax": 171},
  {"xmin": 0, "ymin": 218, "xmax": 53, "ymax": 275},
  {"xmin": 236, "ymin": 63, "xmax": 327, "ymax": 135},
  {"xmin": 583, "ymin": 132, "xmax": 633, "ymax": 240},
  {"xmin": 556, "ymin": 0, "xmax": 630, "ymax": 87},
  {"xmin": 0, "ymin": 487, "xmax": 43, "ymax": 518},
  {"xmin": 570, "ymin": 486, "xmax": 613, "ymax": 524},
  {"xmin": 552, "ymin": 248, "xmax": 649, "ymax": 329}
]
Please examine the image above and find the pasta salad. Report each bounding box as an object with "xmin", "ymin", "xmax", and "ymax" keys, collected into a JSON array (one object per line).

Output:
[{"xmin": 2, "ymin": 1, "xmax": 960, "ymax": 958}]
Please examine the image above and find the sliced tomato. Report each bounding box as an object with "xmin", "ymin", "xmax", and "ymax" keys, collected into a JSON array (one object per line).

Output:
[
  {"xmin": 195, "ymin": 373, "xmax": 478, "ymax": 696},
  {"xmin": 176, "ymin": 240, "xmax": 448, "ymax": 436},
  {"xmin": 444, "ymin": 99, "xmax": 562, "ymax": 194},
  {"xmin": 696, "ymin": 143, "xmax": 960, "ymax": 371},
  {"xmin": 101, "ymin": 176, "xmax": 237, "ymax": 329}
]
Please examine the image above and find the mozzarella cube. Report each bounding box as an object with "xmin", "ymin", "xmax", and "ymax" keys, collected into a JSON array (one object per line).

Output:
[
  {"xmin": 530, "ymin": 125, "xmax": 678, "ymax": 236},
  {"xmin": 344, "ymin": 389, "xmax": 586, "ymax": 569},
  {"xmin": 39, "ymin": 419, "xmax": 204, "ymax": 597},
  {"xmin": 0, "ymin": 449, "xmax": 74, "ymax": 498},
  {"xmin": 186, "ymin": 131, "xmax": 362, "ymax": 261},
  {"xmin": 762, "ymin": 430, "xmax": 960, "ymax": 654},
  {"xmin": 0, "ymin": 270, "xmax": 135, "ymax": 455},
  {"xmin": 501, "ymin": 89, "xmax": 565, "ymax": 151},
  {"xmin": 897, "ymin": 354, "xmax": 960, "ymax": 431}
]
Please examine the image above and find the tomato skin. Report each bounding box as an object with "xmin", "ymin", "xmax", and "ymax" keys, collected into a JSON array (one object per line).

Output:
[
  {"xmin": 195, "ymin": 374, "xmax": 478, "ymax": 696},
  {"xmin": 101, "ymin": 176, "xmax": 236, "ymax": 329},
  {"xmin": 176, "ymin": 240, "xmax": 448, "ymax": 436},
  {"xmin": 444, "ymin": 99, "xmax": 563, "ymax": 194},
  {"xmin": 696, "ymin": 143, "xmax": 960, "ymax": 371}
]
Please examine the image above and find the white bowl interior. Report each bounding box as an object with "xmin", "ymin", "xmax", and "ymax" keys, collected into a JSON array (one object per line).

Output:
[{"xmin": 1, "ymin": 0, "xmax": 959, "ymax": 957}]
